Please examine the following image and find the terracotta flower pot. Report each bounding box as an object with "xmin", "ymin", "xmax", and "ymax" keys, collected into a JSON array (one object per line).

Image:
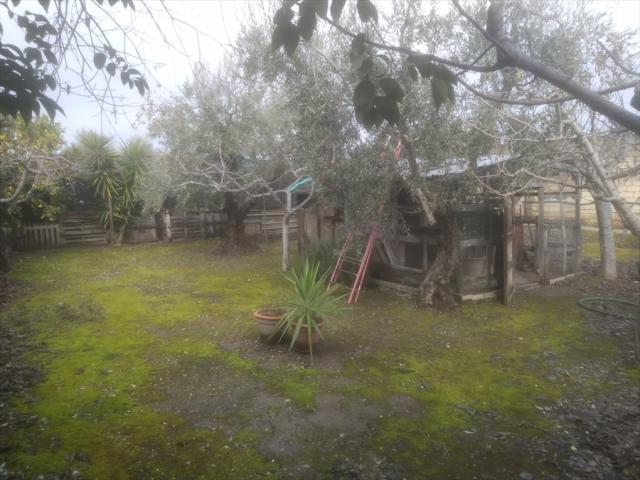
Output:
[
  {"xmin": 292, "ymin": 321, "xmax": 324, "ymax": 354},
  {"xmin": 254, "ymin": 308, "xmax": 286, "ymax": 342}
]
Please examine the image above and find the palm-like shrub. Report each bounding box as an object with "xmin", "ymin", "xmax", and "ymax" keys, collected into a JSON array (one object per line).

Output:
[
  {"xmin": 76, "ymin": 132, "xmax": 120, "ymax": 242},
  {"xmin": 75, "ymin": 132, "xmax": 153, "ymax": 244},
  {"xmin": 272, "ymin": 260, "xmax": 345, "ymax": 355}
]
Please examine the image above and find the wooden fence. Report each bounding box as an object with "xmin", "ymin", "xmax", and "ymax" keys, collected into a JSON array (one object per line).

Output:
[
  {"xmin": 14, "ymin": 212, "xmax": 106, "ymax": 250},
  {"xmin": 58, "ymin": 211, "xmax": 107, "ymax": 246},
  {"xmin": 12, "ymin": 208, "xmax": 296, "ymax": 250},
  {"xmin": 170, "ymin": 210, "xmax": 227, "ymax": 240},
  {"xmin": 15, "ymin": 223, "xmax": 61, "ymax": 250},
  {"xmin": 244, "ymin": 210, "xmax": 297, "ymax": 237}
]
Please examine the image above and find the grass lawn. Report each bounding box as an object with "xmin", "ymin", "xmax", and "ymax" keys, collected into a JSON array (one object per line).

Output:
[
  {"xmin": 581, "ymin": 230, "xmax": 639, "ymax": 263},
  {"xmin": 1, "ymin": 240, "xmax": 638, "ymax": 479}
]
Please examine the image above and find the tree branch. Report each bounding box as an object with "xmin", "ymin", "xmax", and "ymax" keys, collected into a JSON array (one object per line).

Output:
[{"xmin": 451, "ymin": 0, "xmax": 640, "ymax": 134}]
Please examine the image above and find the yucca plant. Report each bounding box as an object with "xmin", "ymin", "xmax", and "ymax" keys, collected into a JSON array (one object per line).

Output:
[{"xmin": 271, "ymin": 260, "xmax": 345, "ymax": 356}]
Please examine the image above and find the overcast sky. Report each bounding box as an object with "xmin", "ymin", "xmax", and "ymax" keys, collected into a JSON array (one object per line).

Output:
[{"xmin": 3, "ymin": 0, "xmax": 639, "ymax": 144}]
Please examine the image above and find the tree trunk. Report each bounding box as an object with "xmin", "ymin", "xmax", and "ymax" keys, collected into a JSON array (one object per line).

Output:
[
  {"xmin": 594, "ymin": 197, "xmax": 617, "ymax": 280},
  {"xmin": 116, "ymin": 218, "xmax": 128, "ymax": 246},
  {"xmin": 0, "ymin": 226, "xmax": 11, "ymax": 272},
  {"xmin": 397, "ymin": 124, "xmax": 461, "ymax": 304},
  {"xmin": 106, "ymin": 194, "xmax": 115, "ymax": 245},
  {"xmin": 223, "ymin": 192, "xmax": 248, "ymax": 241},
  {"xmin": 561, "ymin": 113, "xmax": 640, "ymax": 239},
  {"xmin": 398, "ymin": 129, "xmax": 436, "ymax": 227},
  {"xmin": 419, "ymin": 214, "xmax": 459, "ymax": 305},
  {"xmin": 161, "ymin": 209, "xmax": 172, "ymax": 242}
]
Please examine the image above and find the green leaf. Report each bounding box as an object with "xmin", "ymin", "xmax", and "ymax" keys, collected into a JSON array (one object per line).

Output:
[
  {"xmin": 273, "ymin": 6, "xmax": 294, "ymax": 27},
  {"xmin": 120, "ymin": 70, "xmax": 129, "ymax": 85},
  {"xmin": 43, "ymin": 48, "xmax": 57, "ymax": 65},
  {"xmin": 357, "ymin": 56, "xmax": 373, "ymax": 78},
  {"xmin": 408, "ymin": 54, "xmax": 436, "ymax": 78},
  {"xmin": 24, "ymin": 47, "xmax": 42, "ymax": 65},
  {"xmin": 106, "ymin": 62, "xmax": 116, "ymax": 76},
  {"xmin": 407, "ymin": 64, "xmax": 418, "ymax": 81},
  {"xmin": 44, "ymin": 74, "xmax": 56, "ymax": 90},
  {"xmin": 311, "ymin": 0, "xmax": 328, "ymax": 18},
  {"xmin": 271, "ymin": 25, "xmax": 285, "ymax": 51},
  {"xmin": 298, "ymin": 1, "xmax": 317, "ymax": 42},
  {"xmin": 375, "ymin": 95, "xmax": 400, "ymax": 125},
  {"xmin": 38, "ymin": 0, "xmax": 50, "ymax": 11},
  {"xmin": 353, "ymin": 78, "xmax": 376, "ymax": 108},
  {"xmin": 349, "ymin": 33, "xmax": 367, "ymax": 62},
  {"xmin": 431, "ymin": 77, "xmax": 451, "ymax": 112},
  {"xmin": 39, "ymin": 95, "xmax": 63, "ymax": 119},
  {"xmin": 93, "ymin": 52, "xmax": 106, "ymax": 69},
  {"xmin": 18, "ymin": 99, "xmax": 33, "ymax": 123},
  {"xmin": 356, "ymin": 0, "xmax": 378, "ymax": 24},
  {"xmin": 433, "ymin": 64, "xmax": 458, "ymax": 85},
  {"xmin": 379, "ymin": 77, "xmax": 404, "ymax": 102},
  {"xmin": 134, "ymin": 78, "xmax": 145, "ymax": 96},
  {"xmin": 355, "ymin": 104, "xmax": 383, "ymax": 130},
  {"xmin": 330, "ymin": 0, "xmax": 346, "ymax": 21},
  {"xmin": 283, "ymin": 24, "xmax": 300, "ymax": 56}
]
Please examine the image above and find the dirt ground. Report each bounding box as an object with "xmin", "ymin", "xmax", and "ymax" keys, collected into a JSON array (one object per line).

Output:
[{"xmin": 0, "ymin": 240, "xmax": 638, "ymax": 479}]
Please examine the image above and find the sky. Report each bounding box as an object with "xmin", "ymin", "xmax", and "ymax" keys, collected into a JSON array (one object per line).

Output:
[{"xmin": 2, "ymin": 0, "xmax": 639, "ymax": 144}]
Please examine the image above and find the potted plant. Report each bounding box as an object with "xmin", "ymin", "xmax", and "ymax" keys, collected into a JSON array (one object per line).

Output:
[
  {"xmin": 254, "ymin": 307, "xmax": 287, "ymax": 342},
  {"xmin": 271, "ymin": 260, "xmax": 345, "ymax": 356}
]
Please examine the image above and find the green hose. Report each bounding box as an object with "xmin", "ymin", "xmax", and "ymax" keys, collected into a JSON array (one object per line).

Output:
[
  {"xmin": 577, "ymin": 296, "xmax": 639, "ymax": 362},
  {"xmin": 577, "ymin": 296, "xmax": 639, "ymax": 320}
]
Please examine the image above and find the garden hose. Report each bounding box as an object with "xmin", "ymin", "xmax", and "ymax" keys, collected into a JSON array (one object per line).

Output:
[{"xmin": 577, "ymin": 296, "xmax": 639, "ymax": 363}]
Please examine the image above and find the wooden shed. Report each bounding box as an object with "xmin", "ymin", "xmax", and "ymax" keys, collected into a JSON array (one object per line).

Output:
[{"xmin": 299, "ymin": 183, "xmax": 583, "ymax": 304}]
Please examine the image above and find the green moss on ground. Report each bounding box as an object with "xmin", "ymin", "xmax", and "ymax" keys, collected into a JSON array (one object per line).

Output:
[
  {"xmin": 2, "ymin": 240, "xmax": 635, "ymax": 479},
  {"xmin": 4, "ymin": 242, "xmax": 285, "ymax": 479}
]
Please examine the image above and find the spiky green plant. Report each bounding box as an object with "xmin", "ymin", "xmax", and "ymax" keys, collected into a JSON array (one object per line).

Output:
[{"xmin": 271, "ymin": 259, "xmax": 345, "ymax": 356}]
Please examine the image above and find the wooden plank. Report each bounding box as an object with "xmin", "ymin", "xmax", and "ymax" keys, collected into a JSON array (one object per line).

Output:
[
  {"xmin": 559, "ymin": 189, "xmax": 567, "ymax": 275},
  {"xmin": 486, "ymin": 204, "xmax": 494, "ymax": 286},
  {"xmin": 393, "ymin": 234, "xmax": 423, "ymax": 244},
  {"xmin": 460, "ymin": 289, "xmax": 500, "ymax": 301},
  {"xmin": 459, "ymin": 238, "xmax": 488, "ymax": 248},
  {"xmin": 541, "ymin": 227, "xmax": 550, "ymax": 285},
  {"xmin": 369, "ymin": 278, "xmax": 419, "ymax": 296},
  {"xmin": 549, "ymin": 271, "xmax": 585, "ymax": 285},
  {"xmin": 381, "ymin": 239, "xmax": 399, "ymax": 266},
  {"xmin": 536, "ymin": 187, "xmax": 545, "ymax": 276},
  {"xmin": 503, "ymin": 196, "xmax": 514, "ymax": 305}
]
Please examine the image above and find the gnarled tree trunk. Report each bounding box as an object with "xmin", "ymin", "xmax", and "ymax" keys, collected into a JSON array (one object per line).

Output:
[
  {"xmin": 398, "ymin": 127, "xmax": 460, "ymax": 305},
  {"xmin": 160, "ymin": 209, "xmax": 172, "ymax": 242},
  {"xmin": 223, "ymin": 192, "xmax": 251, "ymax": 241},
  {"xmin": 419, "ymin": 214, "xmax": 460, "ymax": 305}
]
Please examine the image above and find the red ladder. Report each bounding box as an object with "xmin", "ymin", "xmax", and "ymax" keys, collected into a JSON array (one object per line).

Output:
[{"xmin": 328, "ymin": 227, "xmax": 378, "ymax": 304}]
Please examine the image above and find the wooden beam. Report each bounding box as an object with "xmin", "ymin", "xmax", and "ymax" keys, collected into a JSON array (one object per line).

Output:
[
  {"xmin": 541, "ymin": 227, "xmax": 550, "ymax": 285},
  {"xmin": 536, "ymin": 187, "xmax": 545, "ymax": 276},
  {"xmin": 503, "ymin": 196, "xmax": 515, "ymax": 305},
  {"xmin": 559, "ymin": 189, "xmax": 567, "ymax": 275},
  {"xmin": 461, "ymin": 289, "xmax": 500, "ymax": 301},
  {"xmin": 549, "ymin": 271, "xmax": 585, "ymax": 285},
  {"xmin": 369, "ymin": 278, "xmax": 419, "ymax": 296}
]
